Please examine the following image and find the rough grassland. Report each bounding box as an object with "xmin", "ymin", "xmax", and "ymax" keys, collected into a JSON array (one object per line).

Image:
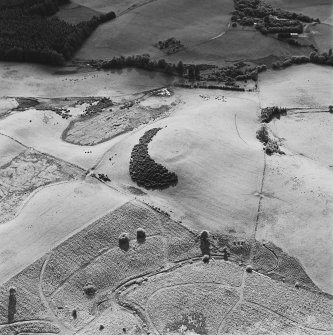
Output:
[
  {"xmin": 63, "ymin": 102, "xmax": 172, "ymax": 145},
  {"xmin": 0, "ymin": 148, "xmax": 83, "ymax": 224},
  {"xmin": 223, "ymin": 302, "xmax": 318, "ymax": 335},
  {"xmin": 148, "ymin": 284, "xmax": 239, "ymax": 334},
  {"xmin": 244, "ymin": 272, "xmax": 333, "ymax": 330},
  {"xmin": 41, "ymin": 201, "xmax": 163, "ymax": 296}
]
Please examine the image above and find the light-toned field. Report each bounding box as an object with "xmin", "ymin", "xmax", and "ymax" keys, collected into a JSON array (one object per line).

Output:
[
  {"xmin": 256, "ymin": 111, "xmax": 333, "ymax": 294},
  {"xmin": 0, "ymin": 179, "xmax": 129, "ymax": 285},
  {"xmin": 0, "ymin": 63, "xmax": 172, "ymax": 98},
  {"xmin": 0, "ymin": 148, "xmax": 84, "ymax": 224},
  {"xmin": 0, "ymin": 135, "xmax": 25, "ymax": 167},
  {"xmin": 0, "ymin": 108, "xmax": 128, "ymax": 169},
  {"xmin": 95, "ymin": 89, "xmax": 264, "ymax": 235},
  {"xmin": 259, "ymin": 64, "xmax": 333, "ymax": 108}
]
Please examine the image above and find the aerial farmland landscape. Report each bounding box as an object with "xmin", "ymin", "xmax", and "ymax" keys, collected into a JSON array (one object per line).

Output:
[{"xmin": 0, "ymin": 0, "xmax": 332, "ymax": 334}]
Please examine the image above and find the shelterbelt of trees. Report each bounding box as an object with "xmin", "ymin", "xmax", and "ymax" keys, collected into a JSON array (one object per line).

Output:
[
  {"xmin": 0, "ymin": 0, "xmax": 116, "ymax": 65},
  {"xmin": 232, "ymin": 0, "xmax": 319, "ymax": 35}
]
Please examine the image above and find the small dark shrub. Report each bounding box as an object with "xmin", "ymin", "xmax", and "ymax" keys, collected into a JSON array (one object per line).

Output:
[
  {"xmin": 256, "ymin": 125, "xmax": 269, "ymax": 145},
  {"xmin": 119, "ymin": 232, "xmax": 130, "ymax": 250},
  {"xmin": 72, "ymin": 309, "xmax": 77, "ymax": 319},
  {"xmin": 136, "ymin": 228, "xmax": 146, "ymax": 242},
  {"xmin": 99, "ymin": 325, "xmax": 104, "ymax": 330},
  {"xmin": 246, "ymin": 265, "xmax": 253, "ymax": 273},
  {"xmin": 83, "ymin": 284, "xmax": 96, "ymax": 296},
  {"xmin": 200, "ymin": 230, "xmax": 209, "ymax": 240},
  {"xmin": 202, "ymin": 255, "xmax": 210, "ymax": 263}
]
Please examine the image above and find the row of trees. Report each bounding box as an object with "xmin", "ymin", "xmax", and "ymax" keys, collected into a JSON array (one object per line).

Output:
[
  {"xmin": 0, "ymin": 0, "xmax": 116, "ymax": 65},
  {"xmin": 93, "ymin": 55, "xmax": 186, "ymax": 77},
  {"xmin": 232, "ymin": 0, "xmax": 317, "ymax": 38},
  {"xmin": 272, "ymin": 50, "xmax": 333, "ymax": 69},
  {"xmin": 233, "ymin": 0, "xmax": 316, "ymax": 22}
]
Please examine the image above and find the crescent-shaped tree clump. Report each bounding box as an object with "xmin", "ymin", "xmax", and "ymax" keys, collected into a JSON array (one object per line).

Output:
[{"xmin": 129, "ymin": 128, "xmax": 178, "ymax": 190}]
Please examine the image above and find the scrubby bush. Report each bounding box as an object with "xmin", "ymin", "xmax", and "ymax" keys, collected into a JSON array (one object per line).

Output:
[
  {"xmin": 200, "ymin": 230, "xmax": 209, "ymax": 240},
  {"xmin": 136, "ymin": 228, "xmax": 146, "ymax": 242},
  {"xmin": 118, "ymin": 233, "xmax": 130, "ymax": 250},
  {"xmin": 202, "ymin": 255, "xmax": 210, "ymax": 263},
  {"xmin": 246, "ymin": 265, "xmax": 253, "ymax": 273},
  {"xmin": 72, "ymin": 309, "xmax": 77, "ymax": 319},
  {"xmin": 8, "ymin": 287, "xmax": 17, "ymax": 323},
  {"xmin": 260, "ymin": 106, "xmax": 286, "ymax": 123},
  {"xmin": 83, "ymin": 284, "xmax": 96, "ymax": 296},
  {"xmin": 256, "ymin": 125, "xmax": 269, "ymax": 145},
  {"xmin": 200, "ymin": 231, "xmax": 211, "ymax": 256}
]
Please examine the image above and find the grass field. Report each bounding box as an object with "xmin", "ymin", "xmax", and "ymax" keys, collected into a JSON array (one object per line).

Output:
[
  {"xmin": 259, "ymin": 65, "xmax": 333, "ymax": 108},
  {"xmin": 76, "ymin": 0, "xmax": 234, "ymax": 63},
  {"xmin": 95, "ymin": 89, "xmax": 264, "ymax": 235},
  {"xmin": 0, "ymin": 63, "xmax": 172, "ymax": 98},
  {"xmin": 56, "ymin": 2, "xmax": 102, "ymax": 24},
  {"xmin": 71, "ymin": 0, "xmax": 151, "ymax": 15}
]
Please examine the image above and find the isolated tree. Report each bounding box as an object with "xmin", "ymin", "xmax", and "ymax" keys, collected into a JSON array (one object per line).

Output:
[
  {"xmin": 195, "ymin": 65, "xmax": 200, "ymax": 80},
  {"xmin": 8, "ymin": 287, "xmax": 16, "ymax": 324},
  {"xmin": 136, "ymin": 228, "xmax": 146, "ymax": 242},
  {"xmin": 158, "ymin": 58, "xmax": 167, "ymax": 69},
  {"xmin": 165, "ymin": 64, "xmax": 173, "ymax": 75},
  {"xmin": 221, "ymin": 247, "xmax": 230, "ymax": 261},
  {"xmin": 176, "ymin": 60, "xmax": 184, "ymax": 76},
  {"xmin": 188, "ymin": 65, "xmax": 195, "ymax": 80},
  {"xmin": 119, "ymin": 232, "xmax": 130, "ymax": 250}
]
